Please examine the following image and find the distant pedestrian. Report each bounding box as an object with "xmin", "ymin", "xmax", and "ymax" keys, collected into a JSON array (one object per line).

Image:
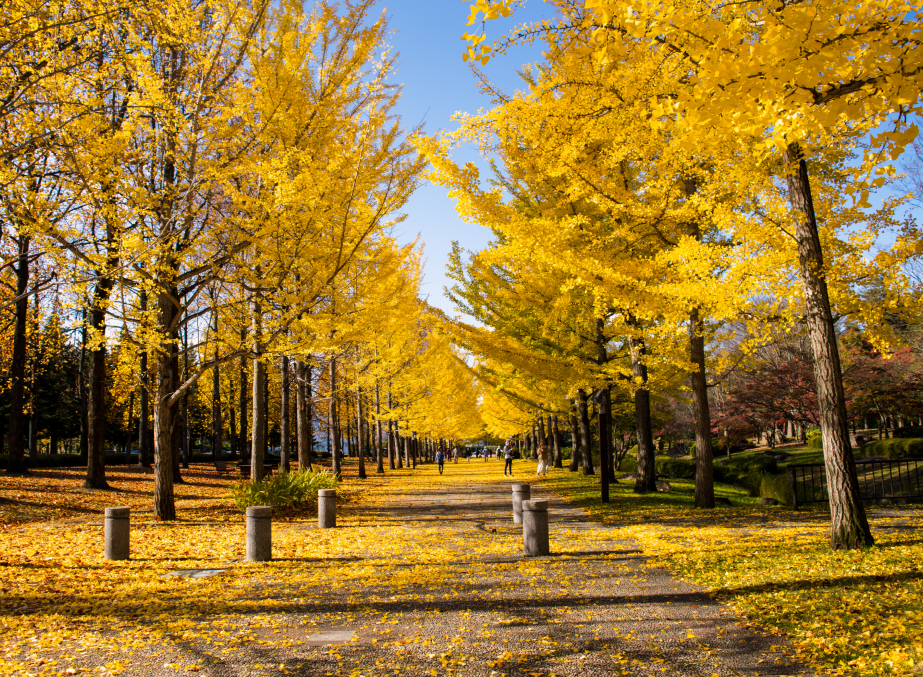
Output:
[
  {"xmin": 436, "ymin": 447, "xmax": 446, "ymax": 474},
  {"xmin": 452, "ymin": 446, "xmax": 459, "ymax": 464},
  {"xmin": 536, "ymin": 442, "xmax": 550, "ymax": 476},
  {"xmin": 503, "ymin": 440, "xmax": 514, "ymax": 477}
]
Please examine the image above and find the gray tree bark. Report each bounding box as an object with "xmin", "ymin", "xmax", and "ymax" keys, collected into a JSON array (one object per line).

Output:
[
  {"xmin": 280, "ymin": 355, "xmax": 290, "ymax": 473},
  {"xmin": 250, "ymin": 301, "xmax": 266, "ymax": 482},
  {"xmin": 577, "ymin": 389, "xmax": 594, "ymax": 475},
  {"xmin": 631, "ymin": 335, "xmax": 656, "ymax": 493},
  {"xmin": 784, "ymin": 142, "xmax": 873, "ymax": 549},
  {"xmin": 690, "ymin": 308, "xmax": 715, "ymax": 509}
]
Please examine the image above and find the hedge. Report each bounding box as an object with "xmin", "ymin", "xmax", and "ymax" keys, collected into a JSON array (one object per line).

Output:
[
  {"xmin": 808, "ymin": 436, "xmax": 824, "ymax": 449},
  {"xmin": 861, "ymin": 438, "xmax": 923, "ymax": 459},
  {"xmin": 760, "ymin": 473, "xmax": 794, "ymax": 505},
  {"xmin": 654, "ymin": 455, "xmax": 696, "ymax": 479}
]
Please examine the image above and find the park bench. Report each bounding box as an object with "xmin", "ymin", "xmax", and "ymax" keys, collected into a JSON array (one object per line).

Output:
[
  {"xmin": 214, "ymin": 461, "xmax": 230, "ymax": 476},
  {"xmin": 236, "ymin": 462, "xmax": 279, "ymax": 480}
]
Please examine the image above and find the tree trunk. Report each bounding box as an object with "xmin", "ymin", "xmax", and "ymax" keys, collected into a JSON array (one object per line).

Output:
[
  {"xmin": 239, "ymin": 328, "xmax": 249, "ymax": 461},
  {"xmin": 690, "ymin": 307, "xmax": 715, "ymax": 509},
  {"xmin": 28, "ymin": 414, "xmax": 37, "ymax": 461},
  {"xmin": 212, "ymin": 314, "xmax": 223, "ymax": 463},
  {"xmin": 552, "ymin": 415, "xmax": 563, "ymax": 468},
  {"xmin": 280, "ymin": 355, "xmax": 290, "ymax": 473},
  {"xmin": 78, "ymin": 306, "xmax": 89, "ymax": 465},
  {"xmin": 630, "ymin": 336, "xmax": 656, "ymax": 493},
  {"xmin": 296, "ymin": 358, "xmax": 313, "ymax": 470},
  {"xmin": 171, "ymin": 346, "xmax": 184, "ymax": 482},
  {"xmin": 182, "ymin": 388, "xmax": 189, "ymax": 467},
  {"xmin": 228, "ymin": 378, "xmax": 236, "ymax": 457},
  {"xmin": 784, "ymin": 142, "xmax": 873, "ymax": 549},
  {"xmin": 138, "ymin": 292, "xmax": 150, "ymax": 468},
  {"xmin": 357, "ymin": 386, "xmax": 366, "ymax": 479},
  {"xmin": 330, "ymin": 357, "xmax": 341, "ymax": 476},
  {"xmin": 598, "ymin": 388, "xmax": 611, "ymax": 503},
  {"xmin": 577, "ymin": 389, "xmax": 594, "ymax": 475},
  {"xmin": 153, "ymin": 283, "xmax": 180, "ymax": 520},
  {"xmin": 126, "ymin": 390, "xmax": 134, "ymax": 463},
  {"xmin": 86, "ymin": 284, "xmax": 112, "ymax": 489},
  {"xmin": 568, "ymin": 404, "xmax": 580, "ymax": 472},
  {"xmin": 250, "ymin": 301, "xmax": 266, "ymax": 482},
  {"xmin": 375, "ymin": 383, "xmax": 384, "ymax": 473},
  {"xmin": 6, "ymin": 236, "xmax": 30, "ymax": 474}
]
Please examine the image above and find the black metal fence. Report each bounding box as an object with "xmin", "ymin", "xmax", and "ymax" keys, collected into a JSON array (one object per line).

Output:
[{"xmin": 790, "ymin": 458, "xmax": 923, "ymax": 508}]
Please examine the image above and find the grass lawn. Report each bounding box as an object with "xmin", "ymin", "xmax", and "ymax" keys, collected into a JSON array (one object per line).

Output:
[{"xmin": 537, "ymin": 466, "xmax": 923, "ymax": 676}]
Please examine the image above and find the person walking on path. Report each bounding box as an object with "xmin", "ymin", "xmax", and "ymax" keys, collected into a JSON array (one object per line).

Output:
[
  {"xmin": 536, "ymin": 442, "xmax": 550, "ymax": 476},
  {"xmin": 452, "ymin": 446, "xmax": 459, "ymax": 464},
  {"xmin": 503, "ymin": 440, "xmax": 514, "ymax": 477},
  {"xmin": 436, "ymin": 447, "xmax": 446, "ymax": 474}
]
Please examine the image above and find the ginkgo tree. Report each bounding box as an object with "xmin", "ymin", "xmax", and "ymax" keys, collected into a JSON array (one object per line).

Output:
[{"xmin": 459, "ymin": 0, "xmax": 923, "ymax": 549}]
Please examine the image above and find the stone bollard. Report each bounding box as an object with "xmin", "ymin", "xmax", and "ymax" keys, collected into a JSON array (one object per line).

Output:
[
  {"xmin": 104, "ymin": 506, "xmax": 130, "ymax": 560},
  {"xmin": 318, "ymin": 489, "xmax": 336, "ymax": 529},
  {"xmin": 511, "ymin": 484, "xmax": 531, "ymax": 525},
  {"xmin": 246, "ymin": 506, "xmax": 272, "ymax": 562},
  {"xmin": 522, "ymin": 499, "xmax": 550, "ymax": 556}
]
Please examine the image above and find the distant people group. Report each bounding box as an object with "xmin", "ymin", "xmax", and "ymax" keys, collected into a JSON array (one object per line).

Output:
[{"xmin": 429, "ymin": 439, "xmax": 552, "ymax": 478}]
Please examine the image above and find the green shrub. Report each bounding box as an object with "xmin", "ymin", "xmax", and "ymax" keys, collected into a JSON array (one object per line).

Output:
[
  {"xmin": 654, "ymin": 455, "xmax": 696, "ymax": 479},
  {"xmin": 808, "ymin": 436, "xmax": 824, "ymax": 449},
  {"xmin": 231, "ymin": 468, "xmax": 337, "ymax": 512},
  {"xmin": 861, "ymin": 438, "xmax": 923, "ymax": 459},
  {"xmin": 617, "ymin": 454, "xmax": 638, "ymax": 472},
  {"xmin": 760, "ymin": 473, "xmax": 794, "ymax": 505},
  {"xmin": 689, "ymin": 437, "xmax": 734, "ymax": 458}
]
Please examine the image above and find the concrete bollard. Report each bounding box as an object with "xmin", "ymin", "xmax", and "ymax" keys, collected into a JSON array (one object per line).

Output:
[
  {"xmin": 104, "ymin": 506, "xmax": 130, "ymax": 560},
  {"xmin": 522, "ymin": 499, "xmax": 550, "ymax": 556},
  {"xmin": 511, "ymin": 484, "xmax": 531, "ymax": 525},
  {"xmin": 246, "ymin": 506, "xmax": 272, "ymax": 562},
  {"xmin": 318, "ymin": 489, "xmax": 336, "ymax": 529}
]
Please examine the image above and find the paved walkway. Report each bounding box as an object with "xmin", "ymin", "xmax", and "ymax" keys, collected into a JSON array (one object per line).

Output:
[
  {"xmin": 7, "ymin": 472, "xmax": 813, "ymax": 677},
  {"xmin": 195, "ymin": 479, "xmax": 811, "ymax": 677}
]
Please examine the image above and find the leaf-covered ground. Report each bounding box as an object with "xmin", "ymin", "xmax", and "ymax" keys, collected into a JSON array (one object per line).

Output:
[{"xmin": 1, "ymin": 457, "xmax": 920, "ymax": 676}]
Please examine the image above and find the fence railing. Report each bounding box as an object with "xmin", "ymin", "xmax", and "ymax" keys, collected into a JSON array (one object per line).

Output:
[{"xmin": 790, "ymin": 458, "xmax": 923, "ymax": 508}]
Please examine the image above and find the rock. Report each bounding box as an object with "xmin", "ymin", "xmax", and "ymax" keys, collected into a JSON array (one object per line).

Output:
[
  {"xmin": 655, "ymin": 480, "xmax": 671, "ymax": 492},
  {"xmin": 620, "ymin": 473, "xmax": 639, "ymax": 480},
  {"xmin": 760, "ymin": 497, "xmax": 779, "ymax": 506},
  {"xmin": 715, "ymin": 497, "xmax": 732, "ymax": 506}
]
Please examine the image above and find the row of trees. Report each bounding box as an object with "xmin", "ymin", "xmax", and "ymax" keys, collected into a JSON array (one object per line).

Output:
[
  {"xmin": 1, "ymin": 0, "xmax": 485, "ymax": 520},
  {"xmin": 422, "ymin": 0, "xmax": 923, "ymax": 549}
]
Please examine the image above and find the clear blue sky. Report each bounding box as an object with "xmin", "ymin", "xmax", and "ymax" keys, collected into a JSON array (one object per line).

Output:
[{"xmin": 372, "ymin": 0, "xmax": 552, "ymax": 314}]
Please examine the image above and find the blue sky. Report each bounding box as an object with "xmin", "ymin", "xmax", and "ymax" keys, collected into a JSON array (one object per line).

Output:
[{"xmin": 372, "ymin": 0, "xmax": 552, "ymax": 314}]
